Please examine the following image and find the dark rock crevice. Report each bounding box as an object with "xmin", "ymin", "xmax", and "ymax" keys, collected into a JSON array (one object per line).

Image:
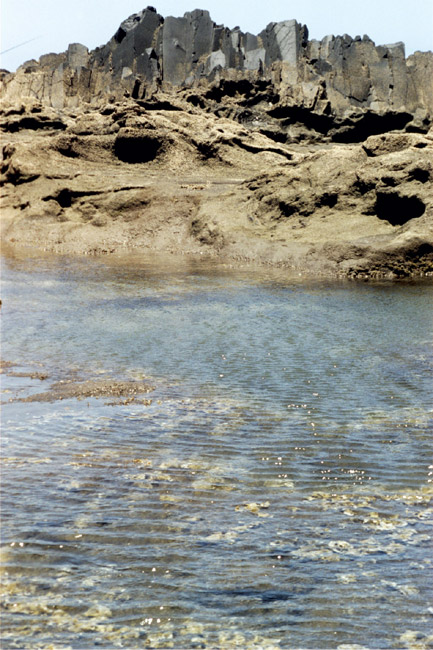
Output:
[
  {"xmin": 374, "ymin": 192, "xmax": 426, "ymax": 225},
  {"xmin": 114, "ymin": 132, "xmax": 165, "ymax": 163},
  {"xmin": 331, "ymin": 111, "xmax": 413, "ymax": 143},
  {"xmin": 408, "ymin": 168, "xmax": 430, "ymax": 183},
  {"xmin": 1, "ymin": 115, "xmax": 66, "ymax": 133},
  {"xmin": 42, "ymin": 188, "xmax": 107, "ymax": 207}
]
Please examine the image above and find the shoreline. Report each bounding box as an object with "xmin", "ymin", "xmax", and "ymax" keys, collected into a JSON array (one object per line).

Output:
[
  {"xmin": 2, "ymin": 222, "xmax": 433, "ymax": 281},
  {"xmin": 2, "ymin": 242, "xmax": 433, "ymax": 290}
]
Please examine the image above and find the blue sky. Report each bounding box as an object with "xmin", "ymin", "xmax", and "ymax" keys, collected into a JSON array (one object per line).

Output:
[{"xmin": 1, "ymin": 0, "xmax": 432, "ymax": 72}]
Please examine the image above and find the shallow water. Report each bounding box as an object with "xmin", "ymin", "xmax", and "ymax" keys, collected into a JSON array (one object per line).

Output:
[{"xmin": 1, "ymin": 251, "xmax": 432, "ymax": 649}]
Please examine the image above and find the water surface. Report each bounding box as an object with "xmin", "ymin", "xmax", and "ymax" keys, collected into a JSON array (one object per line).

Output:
[{"xmin": 1, "ymin": 251, "xmax": 432, "ymax": 649}]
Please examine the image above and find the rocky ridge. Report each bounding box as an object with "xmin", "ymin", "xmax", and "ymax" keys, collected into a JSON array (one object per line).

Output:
[
  {"xmin": 1, "ymin": 8, "xmax": 432, "ymax": 278},
  {"xmin": 1, "ymin": 7, "xmax": 432, "ymax": 120}
]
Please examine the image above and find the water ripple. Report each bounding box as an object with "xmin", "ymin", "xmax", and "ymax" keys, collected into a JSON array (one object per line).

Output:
[{"xmin": 1, "ymin": 254, "xmax": 432, "ymax": 649}]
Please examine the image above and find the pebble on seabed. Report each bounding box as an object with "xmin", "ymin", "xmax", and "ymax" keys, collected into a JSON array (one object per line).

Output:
[
  {"xmin": 235, "ymin": 501, "xmax": 270, "ymax": 515},
  {"xmin": 399, "ymin": 630, "xmax": 433, "ymax": 650}
]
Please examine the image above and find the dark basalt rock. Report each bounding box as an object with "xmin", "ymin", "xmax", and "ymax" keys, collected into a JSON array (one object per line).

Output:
[{"xmin": 1, "ymin": 7, "xmax": 432, "ymax": 132}]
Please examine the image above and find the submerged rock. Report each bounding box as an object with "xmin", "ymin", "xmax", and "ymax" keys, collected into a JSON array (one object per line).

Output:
[{"xmin": 14, "ymin": 378, "xmax": 155, "ymax": 403}]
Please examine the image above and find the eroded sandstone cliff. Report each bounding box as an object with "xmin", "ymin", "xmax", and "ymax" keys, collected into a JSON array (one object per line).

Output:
[{"xmin": 1, "ymin": 8, "xmax": 432, "ymax": 277}]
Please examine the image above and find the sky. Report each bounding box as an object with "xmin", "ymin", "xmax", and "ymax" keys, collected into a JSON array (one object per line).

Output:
[{"xmin": 1, "ymin": 0, "xmax": 432, "ymax": 72}]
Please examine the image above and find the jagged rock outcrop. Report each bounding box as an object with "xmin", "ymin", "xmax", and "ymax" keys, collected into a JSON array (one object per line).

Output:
[{"xmin": 1, "ymin": 7, "xmax": 432, "ymax": 123}]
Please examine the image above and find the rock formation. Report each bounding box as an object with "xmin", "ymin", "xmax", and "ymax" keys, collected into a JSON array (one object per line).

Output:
[
  {"xmin": 1, "ymin": 7, "xmax": 432, "ymax": 118},
  {"xmin": 1, "ymin": 8, "xmax": 432, "ymax": 278}
]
